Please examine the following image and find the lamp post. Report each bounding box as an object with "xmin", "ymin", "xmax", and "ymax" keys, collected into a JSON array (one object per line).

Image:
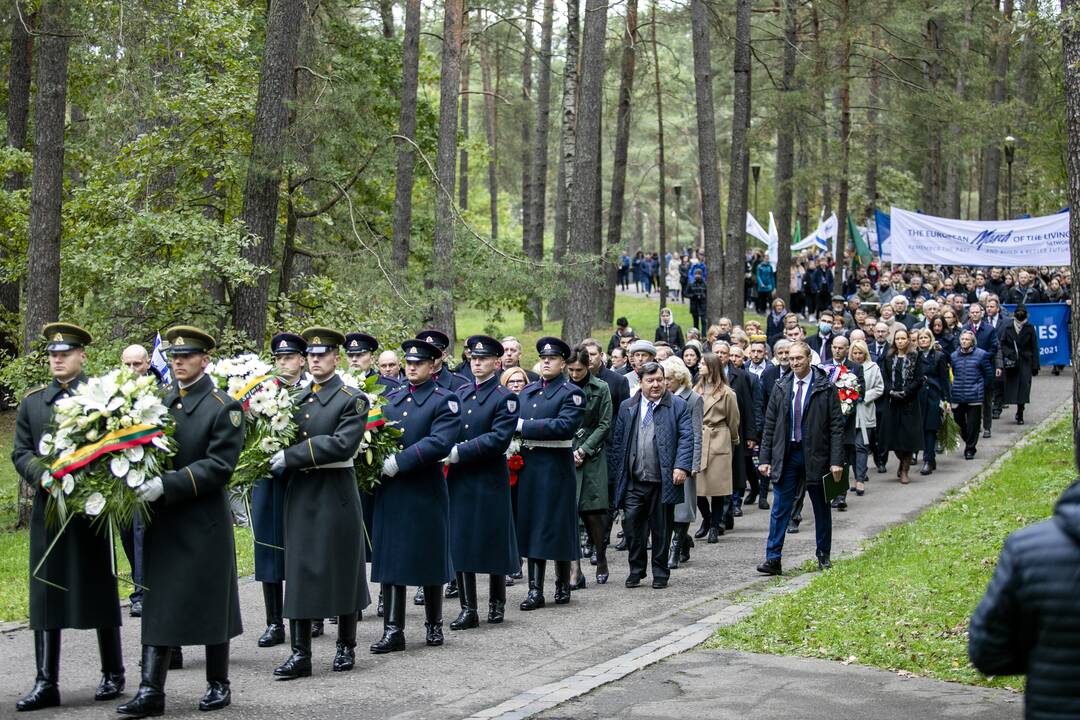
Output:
[
  {"xmin": 673, "ymin": 185, "xmax": 682, "ymax": 252},
  {"xmin": 1003, "ymin": 135, "xmax": 1016, "ymax": 220},
  {"xmin": 751, "ymin": 163, "xmax": 761, "ymax": 218}
]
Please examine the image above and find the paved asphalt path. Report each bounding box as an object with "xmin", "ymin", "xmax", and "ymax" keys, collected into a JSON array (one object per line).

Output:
[{"xmin": 0, "ymin": 373, "xmax": 1067, "ymax": 719}]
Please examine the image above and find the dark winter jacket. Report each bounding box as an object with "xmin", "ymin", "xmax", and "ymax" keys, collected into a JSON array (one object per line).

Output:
[
  {"xmin": 949, "ymin": 346, "xmax": 994, "ymax": 405},
  {"xmin": 969, "ymin": 481, "xmax": 1080, "ymax": 719}
]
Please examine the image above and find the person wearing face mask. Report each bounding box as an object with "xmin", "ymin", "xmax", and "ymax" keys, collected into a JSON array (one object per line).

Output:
[
  {"xmin": 654, "ymin": 307, "xmax": 685, "ymax": 352},
  {"xmin": 807, "ymin": 311, "xmax": 837, "ymax": 363},
  {"xmin": 999, "ymin": 305, "xmax": 1040, "ymax": 425}
]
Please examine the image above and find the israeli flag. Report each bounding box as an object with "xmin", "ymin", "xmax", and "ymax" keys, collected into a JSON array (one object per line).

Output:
[{"xmin": 150, "ymin": 332, "xmax": 172, "ymax": 385}]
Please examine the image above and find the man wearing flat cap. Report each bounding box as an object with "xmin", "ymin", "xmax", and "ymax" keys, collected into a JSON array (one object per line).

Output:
[
  {"xmin": 119, "ymin": 326, "xmax": 244, "ymax": 717},
  {"xmin": 370, "ymin": 339, "xmax": 462, "ymax": 653},
  {"xmin": 249, "ymin": 332, "xmax": 307, "ymax": 652},
  {"xmin": 269, "ymin": 328, "xmax": 370, "ymax": 679},
  {"xmin": 514, "ymin": 337, "xmax": 586, "ymax": 610},
  {"xmin": 12, "ymin": 323, "xmax": 125, "ymax": 712},
  {"xmin": 445, "ymin": 335, "xmax": 520, "ymax": 628},
  {"xmin": 345, "ymin": 332, "xmax": 400, "ymax": 392}
]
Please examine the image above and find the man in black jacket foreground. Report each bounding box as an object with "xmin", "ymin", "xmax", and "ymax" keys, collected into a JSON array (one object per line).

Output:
[{"xmin": 969, "ymin": 468, "xmax": 1080, "ymax": 720}]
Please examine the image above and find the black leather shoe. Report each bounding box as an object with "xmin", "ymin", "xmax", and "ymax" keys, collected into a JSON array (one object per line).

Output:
[
  {"xmin": 667, "ymin": 539, "xmax": 680, "ymax": 570},
  {"xmin": 198, "ymin": 681, "xmax": 230, "ymax": 711},
  {"xmin": 369, "ymin": 629, "xmax": 405, "ymax": 654},
  {"xmin": 16, "ymin": 683, "xmax": 60, "ymax": 712},
  {"xmin": 651, "ymin": 579, "xmax": 668, "ymax": 589},
  {"xmin": 553, "ymin": 582, "xmax": 571, "ymax": 604},
  {"xmin": 964, "ymin": 450, "xmax": 975, "ymax": 460},
  {"xmin": 487, "ymin": 600, "xmax": 505, "ymax": 624},
  {"xmin": 920, "ymin": 462, "xmax": 932, "ymax": 476},
  {"xmin": 615, "ymin": 537, "xmax": 627, "ymax": 551},
  {"xmin": 450, "ymin": 609, "xmax": 479, "ymax": 630},
  {"xmin": 875, "ymin": 463, "xmax": 887, "ymax": 474},
  {"xmin": 1016, "ymin": 416, "xmax": 1025, "ymax": 425},
  {"xmin": 376, "ymin": 592, "xmax": 384, "ymax": 617},
  {"xmin": 311, "ymin": 621, "xmax": 323, "ymax": 638},
  {"xmin": 744, "ymin": 490, "xmax": 758, "ymax": 505},
  {"xmin": 520, "ymin": 589, "xmax": 545, "ymax": 611},
  {"xmin": 168, "ymin": 647, "xmax": 183, "ymax": 670},
  {"xmin": 818, "ymin": 556, "xmax": 832, "ymax": 571},
  {"xmin": 625, "ymin": 574, "xmax": 642, "ymax": 588},
  {"xmin": 444, "ymin": 580, "xmax": 459, "ymax": 599},
  {"xmin": 831, "ymin": 497, "xmax": 847, "ymax": 511},
  {"xmin": 273, "ymin": 621, "xmax": 312, "ymax": 680},
  {"xmin": 95, "ymin": 672, "xmax": 125, "ymax": 701},
  {"xmin": 116, "ymin": 688, "xmax": 163, "ymax": 718},
  {"xmin": 733, "ymin": 507, "xmax": 744, "ymax": 518},
  {"xmin": 130, "ymin": 600, "xmax": 143, "ymax": 618},
  {"xmin": 787, "ymin": 519, "xmax": 800, "ymax": 534},
  {"xmin": 982, "ymin": 429, "xmax": 991, "ymax": 438},
  {"xmin": 756, "ymin": 559, "xmax": 782, "ymax": 576},
  {"xmin": 332, "ymin": 642, "xmax": 355, "ymax": 671},
  {"xmin": 520, "ymin": 560, "xmax": 546, "ymax": 610},
  {"xmin": 413, "ymin": 587, "xmax": 426, "ymax": 606},
  {"xmin": 707, "ymin": 527, "xmax": 719, "ymax": 544},
  {"xmin": 425, "ymin": 623, "xmax": 444, "ymax": 647},
  {"xmin": 258, "ymin": 624, "xmax": 285, "ymax": 648},
  {"xmin": 758, "ymin": 496, "xmax": 770, "ymax": 509},
  {"xmin": 724, "ymin": 514, "xmax": 735, "ymax": 531}
]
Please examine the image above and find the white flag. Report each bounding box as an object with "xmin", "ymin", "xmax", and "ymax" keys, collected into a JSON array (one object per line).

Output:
[
  {"xmin": 151, "ymin": 332, "xmax": 172, "ymax": 385},
  {"xmin": 745, "ymin": 212, "xmax": 771, "ymax": 246},
  {"xmin": 766, "ymin": 212, "xmax": 779, "ymax": 264}
]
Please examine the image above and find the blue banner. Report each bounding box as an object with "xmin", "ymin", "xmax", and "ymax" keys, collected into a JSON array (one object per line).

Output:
[
  {"xmin": 874, "ymin": 209, "xmax": 890, "ymax": 258},
  {"xmin": 1003, "ymin": 303, "xmax": 1071, "ymax": 366}
]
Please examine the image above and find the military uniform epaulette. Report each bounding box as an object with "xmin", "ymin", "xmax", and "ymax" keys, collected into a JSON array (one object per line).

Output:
[
  {"xmin": 23, "ymin": 384, "xmax": 46, "ymax": 399},
  {"xmin": 210, "ymin": 389, "xmax": 229, "ymax": 405},
  {"xmin": 431, "ymin": 386, "xmax": 452, "ymax": 397},
  {"xmin": 340, "ymin": 386, "xmax": 356, "ymax": 397}
]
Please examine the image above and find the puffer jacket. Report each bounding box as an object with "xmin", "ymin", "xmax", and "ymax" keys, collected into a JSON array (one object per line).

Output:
[
  {"xmin": 949, "ymin": 346, "xmax": 993, "ymax": 405},
  {"xmin": 969, "ymin": 481, "xmax": 1080, "ymax": 719}
]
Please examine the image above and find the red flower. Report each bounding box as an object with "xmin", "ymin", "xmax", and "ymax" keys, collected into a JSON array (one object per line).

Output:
[{"xmin": 507, "ymin": 454, "xmax": 524, "ymax": 486}]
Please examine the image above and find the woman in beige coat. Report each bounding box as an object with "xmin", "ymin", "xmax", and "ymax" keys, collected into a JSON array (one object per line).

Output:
[{"xmin": 693, "ymin": 352, "xmax": 741, "ymax": 544}]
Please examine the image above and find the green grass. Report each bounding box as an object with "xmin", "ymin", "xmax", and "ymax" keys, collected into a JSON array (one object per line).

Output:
[
  {"xmin": 0, "ymin": 412, "xmax": 254, "ymax": 623},
  {"xmin": 706, "ymin": 416, "xmax": 1075, "ymax": 689}
]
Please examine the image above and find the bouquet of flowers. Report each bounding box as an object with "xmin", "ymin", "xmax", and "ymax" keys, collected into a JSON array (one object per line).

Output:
[
  {"xmin": 505, "ymin": 435, "xmax": 523, "ymax": 487},
  {"xmin": 832, "ymin": 366, "xmax": 861, "ymax": 415},
  {"xmin": 208, "ymin": 353, "xmax": 297, "ymax": 492},
  {"xmin": 937, "ymin": 401, "xmax": 961, "ymax": 453},
  {"xmin": 342, "ymin": 372, "xmax": 403, "ymax": 492},
  {"xmin": 40, "ymin": 367, "xmax": 175, "ymax": 531}
]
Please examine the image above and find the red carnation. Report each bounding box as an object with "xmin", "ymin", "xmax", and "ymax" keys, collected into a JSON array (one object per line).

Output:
[{"xmin": 507, "ymin": 454, "xmax": 524, "ymax": 486}]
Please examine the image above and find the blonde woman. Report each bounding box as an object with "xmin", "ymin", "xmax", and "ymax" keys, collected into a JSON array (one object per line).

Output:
[
  {"xmin": 692, "ymin": 352, "xmax": 741, "ymax": 543},
  {"xmin": 661, "ymin": 357, "xmax": 702, "ymax": 567},
  {"xmin": 849, "ymin": 339, "xmax": 883, "ymax": 496}
]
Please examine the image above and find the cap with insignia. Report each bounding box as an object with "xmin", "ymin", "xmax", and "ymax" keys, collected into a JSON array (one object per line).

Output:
[
  {"xmin": 163, "ymin": 325, "xmax": 215, "ymax": 354},
  {"xmin": 270, "ymin": 332, "xmax": 307, "ymax": 356},
  {"xmin": 42, "ymin": 322, "xmax": 92, "ymax": 352},
  {"xmin": 301, "ymin": 327, "xmax": 345, "ymax": 354},
  {"xmin": 535, "ymin": 336, "xmax": 571, "ymax": 360},
  {"xmin": 344, "ymin": 332, "xmax": 379, "ymax": 355},
  {"xmin": 402, "ymin": 339, "xmax": 440, "ymax": 362},
  {"xmin": 465, "ymin": 334, "xmax": 503, "ymax": 358},
  {"xmin": 416, "ymin": 329, "xmax": 450, "ymax": 351}
]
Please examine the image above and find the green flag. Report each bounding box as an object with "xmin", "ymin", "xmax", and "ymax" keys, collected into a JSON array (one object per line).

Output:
[
  {"xmin": 793, "ymin": 219, "xmax": 802, "ymax": 246},
  {"xmin": 848, "ymin": 214, "xmax": 872, "ymax": 265}
]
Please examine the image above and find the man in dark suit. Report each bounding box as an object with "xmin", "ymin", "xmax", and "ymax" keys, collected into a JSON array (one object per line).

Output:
[
  {"xmin": 869, "ymin": 322, "xmax": 890, "ymax": 364},
  {"xmin": 807, "ymin": 310, "xmax": 837, "ymax": 363},
  {"xmin": 583, "ymin": 338, "xmax": 630, "ymax": 551},
  {"xmin": 756, "ymin": 341, "xmax": 844, "ymax": 576},
  {"xmin": 984, "ymin": 296, "xmax": 1009, "ymax": 419},
  {"xmin": 754, "ymin": 339, "xmax": 792, "ymax": 511},
  {"xmin": 611, "ymin": 362, "xmax": 694, "ymax": 589},
  {"xmin": 963, "ymin": 303, "xmax": 1001, "ymax": 438}
]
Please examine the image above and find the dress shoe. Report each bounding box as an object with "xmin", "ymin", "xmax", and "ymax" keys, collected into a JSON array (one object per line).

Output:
[
  {"xmin": 487, "ymin": 600, "xmax": 506, "ymax": 624},
  {"xmin": 625, "ymin": 574, "xmax": 642, "ymax": 588},
  {"xmin": 818, "ymin": 555, "xmax": 832, "ymax": 571},
  {"xmin": 787, "ymin": 520, "xmax": 800, "ymax": 534},
  {"xmin": 520, "ymin": 560, "xmax": 546, "ymax": 610},
  {"xmin": 1015, "ymin": 416, "xmax": 1025, "ymax": 425},
  {"xmin": 693, "ymin": 520, "xmax": 709, "ymax": 539},
  {"xmin": 198, "ymin": 681, "xmax": 231, "ymax": 711},
  {"xmin": 425, "ymin": 623, "xmax": 444, "ymax": 647},
  {"xmin": 413, "ymin": 587, "xmax": 426, "ymax": 605},
  {"xmin": 982, "ymin": 429, "xmax": 991, "ymax": 438},
  {"xmin": 758, "ymin": 496, "xmax": 770, "ymax": 510},
  {"xmin": 444, "ymin": 579, "xmax": 459, "ymax": 599},
  {"xmin": 450, "ymin": 608, "xmax": 479, "ymax": 630},
  {"xmin": 920, "ymin": 461, "xmax": 932, "ymax": 476},
  {"xmin": 332, "ymin": 642, "xmax": 356, "ymax": 671},
  {"xmin": 571, "ymin": 574, "xmax": 587, "ymax": 590},
  {"xmin": 651, "ymin": 579, "xmax": 668, "ymax": 589},
  {"xmin": 376, "ymin": 592, "xmax": 384, "ymax": 617},
  {"xmin": 16, "ymin": 682, "xmax": 60, "ymax": 712},
  {"xmin": 274, "ymin": 621, "xmax": 312, "ymax": 679},
  {"xmin": 332, "ymin": 613, "xmax": 357, "ymax": 671},
  {"xmin": 854, "ymin": 483, "xmax": 865, "ymax": 496},
  {"xmin": 168, "ymin": 647, "xmax": 183, "ymax": 670},
  {"xmin": 369, "ymin": 630, "xmax": 405, "ymax": 654},
  {"xmin": 733, "ymin": 507, "xmax": 743, "ymax": 518},
  {"xmin": 95, "ymin": 627, "xmax": 125, "ymax": 701},
  {"xmin": 311, "ymin": 620, "xmax": 324, "ymax": 638},
  {"xmin": 744, "ymin": 490, "xmax": 759, "ymax": 505},
  {"xmin": 964, "ymin": 449, "xmax": 975, "ymax": 460},
  {"xmin": 707, "ymin": 527, "xmax": 719, "ymax": 544},
  {"xmin": 510, "ymin": 569, "xmax": 523, "ymax": 580},
  {"xmin": 258, "ymin": 623, "xmax": 285, "ymax": 648},
  {"xmin": 95, "ymin": 671, "xmax": 125, "ymax": 701},
  {"xmin": 667, "ymin": 538, "xmax": 681, "ymax": 570},
  {"xmin": 831, "ymin": 497, "xmax": 847, "ymax": 511},
  {"xmin": 615, "ymin": 537, "xmax": 627, "ymax": 551},
  {"xmin": 756, "ymin": 559, "xmax": 782, "ymax": 576},
  {"xmin": 875, "ymin": 463, "xmax": 887, "ymax": 474},
  {"xmin": 520, "ymin": 589, "xmax": 545, "ymax": 611},
  {"xmin": 130, "ymin": 600, "xmax": 143, "ymax": 618}
]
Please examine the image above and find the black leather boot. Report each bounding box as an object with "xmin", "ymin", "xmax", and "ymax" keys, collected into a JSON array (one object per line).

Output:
[
  {"xmin": 370, "ymin": 584, "xmax": 406, "ymax": 654},
  {"xmin": 668, "ymin": 523, "xmax": 688, "ymax": 569},
  {"xmin": 584, "ymin": 514, "xmax": 609, "ymax": 585},
  {"xmin": 258, "ymin": 582, "xmax": 286, "ymax": 647},
  {"xmin": 94, "ymin": 626, "xmax": 125, "ymax": 701},
  {"xmin": 168, "ymin": 647, "xmax": 183, "ymax": 670},
  {"xmin": 311, "ymin": 619, "xmax": 324, "ymax": 638},
  {"xmin": 116, "ymin": 645, "xmax": 169, "ymax": 718},
  {"xmin": 450, "ymin": 572, "xmax": 479, "ymax": 630},
  {"xmin": 487, "ymin": 574, "xmax": 506, "ymax": 624},
  {"xmin": 553, "ymin": 560, "xmax": 572, "ymax": 604},
  {"xmin": 376, "ymin": 590, "xmax": 384, "ymax": 618},
  {"xmin": 519, "ymin": 559, "xmax": 546, "ymax": 611},
  {"xmin": 444, "ymin": 577, "xmax": 459, "ymax": 598},
  {"xmin": 273, "ymin": 620, "xmax": 312, "ymax": 679},
  {"xmin": 423, "ymin": 586, "xmax": 444, "ymax": 646},
  {"xmin": 199, "ymin": 642, "xmax": 231, "ymax": 711},
  {"xmin": 758, "ymin": 478, "xmax": 771, "ymax": 509},
  {"xmin": 16, "ymin": 629, "xmax": 61, "ymax": 711},
  {"xmin": 333, "ymin": 613, "xmax": 358, "ymax": 671}
]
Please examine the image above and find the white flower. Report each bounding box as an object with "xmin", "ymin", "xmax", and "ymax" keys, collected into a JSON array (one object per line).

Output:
[
  {"xmin": 38, "ymin": 434, "xmax": 54, "ymax": 456},
  {"xmin": 110, "ymin": 455, "xmax": 130, "ymax": 478},
  {"xmin": 268, "ymin": 414, "xmax": 289, "ymax": 433},
  {"xmin": 126, "ymin": 467, "xmax": 146, "ymax": 487},
  {"xmin": 84, "ymin": 492, "xmax": 106, "ymax": 516},
  {"xmin": 61, "ymin": 474, "xmax": 75, "ymax": 495},
  {"xmin": 227, "ymin": 376, "xmax": 246, "ymax": 396},
  {"xmin": 125, "ymin": 445, "xmax": 145, "ymax": 463},
  {"xmin": 340, "ymin": 371, "xmax": 360, "ymax": 388},
  {"xmin": 259, "ymin": 436, "xmax": 280, "ymax": 454},
  {"xmin": 152, "ymin": 435, "xmax": 170, "ymax": 452},
  {"xmin": 85, "ymin": 427, "xmax": 99, "ymax": 442}
]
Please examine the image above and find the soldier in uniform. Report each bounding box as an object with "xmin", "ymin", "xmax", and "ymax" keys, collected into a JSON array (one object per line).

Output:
[
  {"xmin": 345, "ymin": 331, "xmax": 400, "ymax": 392},
  {"xmin": 118, "ymin": 326, "xmax": 244, "ymax": 717},
  {"xmin": 250, "ymin": 333, "xmax": 308, "ymax": 649},
  {"xmin": 269, "ymin": 328, "xmax": 370, "ymax": 678},
  {"xmin": 12, "ymin": 323, "xmax": 125, "ymax": 711},
  {"xmin": 515, "ymin": 337, "xmax": 586, "ymax": 610},
  {"xmin": 370, "ymin": 340, "xmax": 461, "ymax": 652},
  {"xmin": 445, "ymin": 336, "xmax": 520, "ymax": 628}
]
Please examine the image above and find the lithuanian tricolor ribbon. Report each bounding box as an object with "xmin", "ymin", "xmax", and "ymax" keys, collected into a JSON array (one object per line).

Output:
[
  {"xmin": 366, "ymin": 407, "xmax": 386, "ymax": 430},
  {"xmin": 50, "ymin": 424, "xmax": 163, "ymax": 479},
  {"xmin": 233, "ymin": 374, "xmax": 273, "ymax": 410}
]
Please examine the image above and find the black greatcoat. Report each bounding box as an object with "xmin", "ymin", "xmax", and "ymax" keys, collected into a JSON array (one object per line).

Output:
[
  {"xmin": 12, "ymin": 376, "xmax": 122, "ymax": 631},
  {"xmin": 446, "ymin": 378, "xmax": 520, "ymax": 575},
  {"xmin": 1000, "ymin": 322, "xmax": 1040, "ymax": 405},
  {"xmin": 281, "ymin": 373, "xmax": 370, "ymax": 618},
  {"xmin": 515, "ymin": 378, "xmax": 586, "ymax": 561},
  {"xmin": 143, "ymin": 373, "xmax": 244, "ymax": 647},
  {"xmin": 372, "ymin": 379, "xmax": 462, "ymax": 586}
]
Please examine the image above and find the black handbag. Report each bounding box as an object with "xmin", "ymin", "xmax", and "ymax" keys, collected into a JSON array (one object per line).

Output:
[{"xmin": 1002, "ymin": 338, "xmax": 1019, "ymax": 370}]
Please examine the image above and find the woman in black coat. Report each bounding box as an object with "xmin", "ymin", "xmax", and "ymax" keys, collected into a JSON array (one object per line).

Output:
[
  {"xmin": 915, "ymin": 328, "xmax": 950, "ymax": 476},
  {"xmin": 765, "ymin": 298, "xmax": 788, "ymax": 348},
  {"xmin": 929, "ymin": 316, "xmax": 956, "ymax": 359},
  {"xmin": 1000, "ymin": 306, "xmax": 1040, "ymax": 424},
  {"xmin": 654, "ymin": 307, "xmax": 685, "ymax": 351},
  {"xmin": 880, "ymin": 328, "xmax": 924, "ymax": 484}
]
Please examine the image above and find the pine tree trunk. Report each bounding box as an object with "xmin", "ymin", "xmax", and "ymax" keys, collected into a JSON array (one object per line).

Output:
[
  {"xmin": 458, "ymin": 10, "xmax": 470, "ymax": 210},
  {"xmin": 479, "ymin": 29, "xmax": 498, "ymax": 240},
  {"xmin": 379, "ymin": 0, "xmax": 394, "ymax": 37},
  {"xmin": 921, "ymin": 16, "xmax": 944, "ymax": 216},
  {"xmin": 562, "ymin": 0, "xmax": 608, "ymax": 344},
  {"xmin": 1063, "ymin": 0, "xmax": 1080, "ymax": 464},
  {"xmin": 811, "ymin": 4, "xmax": 832, "ymax": 218},
  {"xmin": 234, "ymin": 0, "xmax": 304, "ymax": 348},
  {"xmin": 834, "ymin": 0, "xmax": 851, "ymax": 292},
  {"xmin": 392, "ymin": 0, "xmax": 422, "ymax": 269},
  {"xmin": 23, "ymin": 0, "xmax": 69, "ymax": 352},
  {"xmin": 945, "ymin": 0, "xmax": 972, "ymax": 218},
  {"xmin": 980, "ymin": 0, "xmax": 1012, "ymax": 220},
  {"xmin": 431, "ymin": 0, "xmax": 464, "ymax": 346},
  {"xmin": 520, "ymin": 0, "xmax": 535, "ymax": 291},
  {"xmin": 773, "ymin": 0, "xmax": 797, "ymax": 304},
  {"xmin": 724, "ymin": 0, "xmax": 752, "ymax": 326},
  {"xmin": 607, "ymin": 0, "xmax": 640, "ymax": 302},
  {"xmin": 549, "ymin": 0, "xmax": 580, "ymax": 322},
  {"xmin": 866, "ymin": 25, "xmax": 880, "ymax": 217},
  {"xmin": 525, "ymin": 0, "xmax": 554, "ymax": 330},
  {"xmin": 796, "ymin": 133, "xmax": 809, "ymax": 232},
  {"xmin": 691, "ymin": 0, "xmax": 723, "ymax": 325}
]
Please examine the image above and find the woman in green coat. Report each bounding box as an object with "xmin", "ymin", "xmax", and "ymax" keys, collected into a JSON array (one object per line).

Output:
[{"xmin": 566, "ymin": 347, "xmax": 613, "ymax": 587}]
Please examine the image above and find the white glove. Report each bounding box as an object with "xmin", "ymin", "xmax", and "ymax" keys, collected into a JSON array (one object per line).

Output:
[
  {"xmin": 136, "ymin": 476, "xmax": 164, "ymax": 503},
  {"xmin": 270, "ymin": 450, "xmax": 286, "ymax": 473},
  {"xmin": 516, "ymin": 418, "xmax": 525, "ymax": 431},
  {"xmin": 448, "ymin": 446, "xmax": 460, "ymax": 464},
  {"xmin": 382, "ymin": 455, "xmax": 399, "ymax": 477}
]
